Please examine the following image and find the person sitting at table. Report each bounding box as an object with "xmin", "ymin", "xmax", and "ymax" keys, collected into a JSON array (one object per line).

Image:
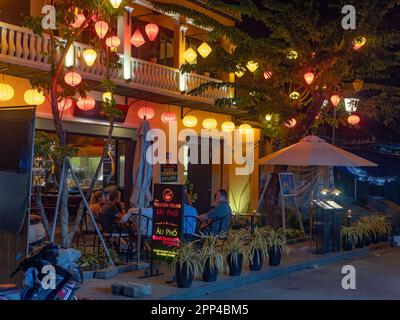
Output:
[
  {"xmin": 100, "ymin": 190, "xmax": 124, "ymax": 233},
  {"xmin": 198, "ymin": 189, "xmax": 232, "ymax": 236},
  {"xmin": 183, "ymin": 192, "xmax": 198, "ymax": 238},
  {"xmin": 85, "ymin": 191, "xmax": 105, "ymax": 231}
]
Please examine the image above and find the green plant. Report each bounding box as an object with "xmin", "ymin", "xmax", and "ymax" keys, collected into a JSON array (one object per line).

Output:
[
  {"xmin": 77, "ymin": 249, "xmax": 121, "ymax": 270},
  {"xmin": 223, "ymin": 231, "xmax": 247, "ymax": 268},
  {"xmin": 198, "ymin": 233, "xmax": 225, "ymax": 273},
  {"xmin": 264, "ymin": 227, "xmax": 290, "ymax": 256},
  {"xmin": 238, "ymin": 226, "xmax": 269, "ymax": 262},
  {"xmin": 172, "ymin": 241, "xmax": 202, "ymax": 278},
  {"xmin": 340, "ymin": 226, "xmax": 358, "ymax": 245},
  {"xmin": 370, "ymin": 215, "xmax": 392, "ymax": 237},
  {"xmin": 353, "ymin": 220, "xmax": 372, "ymax": 243},
  {"xmin": 284, "ymin": 228, "xmax": 305, "ymax": 241}
]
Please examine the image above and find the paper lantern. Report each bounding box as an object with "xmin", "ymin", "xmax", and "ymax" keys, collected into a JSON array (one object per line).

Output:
[
  {"xmin": 106, "ymin": 36, "xmax": 121, "ymax": 49},
  {"xmin": 183, "ymin": 115, "xmax": 198, "ymax": 128},
  {"xmin": 82, "ymin": 49, "xmax": 97, "ymax": 67},
  {"xmin": 221, "ymin": 121, "xmax": 235, "ymax": 133},
  {"xmin": 77, "ymin": 96, "xmax": 96, "ymax": 111},
  {"xmin": 287, "ymin": 50, "xmax": 298, "ymax": 60},
  {"xmin": 348, "ymin": 114, "xmax": 360, "ymax": 125},
  {"xmin": 145, "ymin": 23, "xmax": 159, "ymax": 42},
  {"xmin": 161, "ymin": 111, "xmax": 177, "ymax": 124},
  {"xmin": 353, "ymin": 37, "xmax": 366, "ymax": 50},
  {"xmin": 197, "ymin": 42, "xmax": 212, "ymax": 59},
  {"xmin": 264, "ymin": 70, "xmax": 272, "ymax": 80},
  {"xmin": 0, "ymin": 83, "xmax": 14, "ymax": 101},
  {"xmin": 184, "ymin": 48, "xmax": 197, "ymax": 64},
  {"xmin": 235, "ymin": 70, "xmax": 245, "ymax": 78},
  {"xmin": 353, "ymin": 80, "xmax": 363, "ymax": 92},
  {"xmin": 131, "ymin": 28, "xmax": 145, "ymax": 48},
  {"xmin": 265, "ymin": 114, "xmax": 273, "ymax": 121},
  {"xmin": 239, "ymin": 123, "xmax": 252, "ymax": 134},
  {"xmin": 285, "ymin": 118, "xmax": 297, "ymax": 128},
  {"xmin": 64, "ymin": 71, "xmax": 82, "ymax": 86},
  {"xmin": 246, "ymin": 61, "xmax": 259, "ymax": 73},
  {"xmin": 57, "ymin": 98, "xmax": 73, "ymax": 112},
  {"xmin": 331, "ymin": 95, "xmax": 341, "ymax": 107},
  {"xmin": 102, "ymin": 92, "xmax": 113, "ymax": 102},
  {"xmin": 202, "ymin": 118, "xmax": 217, "ymax": 130},
  {"xmin": 95, "ymin": 21, "xmax": 109, "ymax": 39},
  {"xmin": 304, "ymin": 72, "xmax": 315, "ymax": 85},
  {"xmin": 138, "ymin": 107, "xmax": 155, "ymax": 120},
  {"xmin": 24, "ymin": 89, "xmax": 45, "ymax": 105},
  {"xmin": 289, "ymin": 91, "xmax": 300, "ymax": 100},
  {"xmin": 71, "ymin": 13, "xmax": 86, "ymax": 29},
  {"xmin": 109, "ymin": 0, "xmax": 123, "ymax": 9}
]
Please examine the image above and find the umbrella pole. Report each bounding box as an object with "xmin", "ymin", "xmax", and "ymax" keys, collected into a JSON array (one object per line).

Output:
[{"xmin": 137, "ymin": 208, "xmax": 142, "ymax": 264}]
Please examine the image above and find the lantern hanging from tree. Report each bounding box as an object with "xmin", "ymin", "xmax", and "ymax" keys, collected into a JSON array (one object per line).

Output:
[
  {"xmin": 145, "ymin": 23, "xmax": 159, "ymax": 41},
  {"xmin": 102, "ymin": 92, "xmax": 113, "ymax": 102},
  {"xmin": 304, "ymin": 72, "xmax": 315, "ymax": 85},
  {"xmin": 161, "ymin": 111, "xmax": 177, "ymax": 124},
  {"xmin": 287, "ymin": 50, "xmax": 298, "ymax": 60},
  {"xmin": 246, "ymin": 61, "xmax": 259, "ymax": 73},
  {"xmin": 285, "ymin": 118, "xmax": 297, "ymax": 128},
  {"xmin": 183, "ymin": 115, "xmax": 198, "ymax": 128},
  {"xmin": 353, "ymin": 80, "xmax": 363, "ymax": 92},
  {"xmin": 0, "ymin": 83, "xmax": 14, "ymax": 101},
  {"xmin": 106, "ymin": 36, "xmax": 121, "ymax": 49},
  {"xmin": 348, "ymin": 114, "xmax": 360, "ymax": 125},
  {"xmin": 235, "ymin": 67, "xmax": 245, "ymax": 78},
  {"xmin": 184, "ymin": 48, "xmax": 198, "ymax": 64},
  {"xmin": 331, "ymin": 95, "xmax": 341, "ymax": 107},
  {"xmin": 352, "ymin": 37, "xmax": 367, "ymax": 50},
  {"xmin": 77, "ymin": 96, "xmax": 96, "ymax": 111},
  {"xmin": 83, "ymin": 49, "xmax": 97, "ymax": 67},
  {"xmin": 57, "ymin": 98, "xmax": 73, "ymax": 112},
  {"xmin": 138, "ymin": 106, "xmax": 155, "ymax": 120},
  {"xmin": 95, "ymin": 21, "xmax": 109, "ymax": 39},
  {"xmin": 202, "ymin": 118, "xmax": 218, "ymax": 130},
  {"xmin": 24, "ymin": 89, "xmax": 45, "ymax": 105},
  {"xmin": 290, "ymin": 91, "xmax": 300, "ymax": 100},
  {"xmin": 221, "ymin": 121, "xmax": 235, "ymax": 133},
  {"xmin": 264, "ymin": 70, "xmax": 272, "ymax": 80},
  {"xmin": 131, "ymin": 28, "xmax": 145, "ymax": 47},
  {"xmin": 109, "ymin": 0, "xmax": 123, "ymax": 9},
  {"xmin": 71, "ymin": 13, "xmax": 86, "ymax": 29},
  {"xmin": 64, "ymin": 71, "xmax": 82, "ymax": 86},
  {"xmin": 265, "ymin": 114, "xmax": 273, "ymax": 121},
  {"xmin": 197, "ymin": 42, "xmax": 212, "ymax": 59}
]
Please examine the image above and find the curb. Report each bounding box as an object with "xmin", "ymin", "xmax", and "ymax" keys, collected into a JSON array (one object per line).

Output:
[
  {"xmin": 158, "ymin": 248, "xmax": 369, "ymax": 300},
  {"xmin": 84, "ymin": 262, "xmax": 150, "ymax": 280}
]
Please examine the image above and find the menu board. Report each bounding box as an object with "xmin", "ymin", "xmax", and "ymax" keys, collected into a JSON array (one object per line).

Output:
[
  {"xmin": 152, "ymin": 184, "xmax": 184, "ymax": 259},
  {"xmin": 160, "ymin": 163, "xmax": 178, "ymax": 183}
]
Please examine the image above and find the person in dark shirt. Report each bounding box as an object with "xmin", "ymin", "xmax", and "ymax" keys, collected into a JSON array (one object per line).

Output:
[{"xmin": 100, "ymin": 190, "xmax": 124, "ymax": 233}]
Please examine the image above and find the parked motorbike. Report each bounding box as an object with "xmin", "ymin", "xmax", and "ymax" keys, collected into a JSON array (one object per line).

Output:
[{"xmin": 0, "ymin": 243, "xmax": 83, "ymax": 300}]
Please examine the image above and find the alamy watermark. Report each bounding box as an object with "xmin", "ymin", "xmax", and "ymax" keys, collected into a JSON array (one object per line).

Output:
[{"xmin": 341, "ymin": 265, "xmax": 356, "ymax": 290}]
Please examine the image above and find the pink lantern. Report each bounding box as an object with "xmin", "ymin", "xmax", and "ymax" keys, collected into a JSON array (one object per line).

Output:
[
  {"xmin": 138, "ymin": 106, "xmax": 154, "ymax": 120},
  {"xmin": 95, "ymin": 21, "xmax": 109, "ymax": 39},
  {"xmin": 57, "ymin": 98, "xmax": 73, "ymax": 112},
  {"xmin": 131, "ymin": 28, "xmax": 146, "ymax": 48},
  {"xmin": 161, "ymin": 111, "xmax": 177, "ymax": 124},
  {"xmin": 264, "ymin": 70, "xmax": 273, "ymax": 80},
  {"xmin": 304, "ymin": 71, "xmax": 315, "ymax": 85},
  {"xmin": 71, "ymin": 13, "xmax": 86, "ymax": 29},
  {"xmin": 285, "ymin": 118, "xmax": 297, "ymax": 128},
  {"xmin": 64, "ymin": 71, "xmax": 82, "ymax": 87},
  {"xmin": 106, "ymin": 36, "xmax": 121, "ymax": 48},
  {"xmin": 331, "ymin": 95, "xmax": 341, "ymax": 107},
  {"xmin": 348, "ymin": 114, "xmax": 360, "ymax": 125},
  {"xmin": 145, "ymin": 23, "xmax": 159, "ymax": 42},
  {"xmin": 77, "ymin": 96, "xmax": 96, "ymax": 111}
]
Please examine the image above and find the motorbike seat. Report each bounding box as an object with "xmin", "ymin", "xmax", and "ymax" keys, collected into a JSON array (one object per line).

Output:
[{"xmin": 0, "ymin": 284, "xmax": 18, "ymax": 293}]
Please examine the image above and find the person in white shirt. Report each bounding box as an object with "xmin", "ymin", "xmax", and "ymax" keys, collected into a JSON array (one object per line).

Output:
[{"xmin": 183, "ymin": 192, "xmax": 198, "ymax": 237}]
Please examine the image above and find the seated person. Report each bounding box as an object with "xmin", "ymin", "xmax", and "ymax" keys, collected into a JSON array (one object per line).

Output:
[
  {"xmin": 183, "ymin": 192, "xmax": 198, "ymax": 237},
  {"xmin": 28, "ymin": 213, "xmax": 47, "ymax": 247},
  {"xmin": 198, "ymin": 189, "xmax": 232, "ymax": 236},
  {"xmin": 86, "ymin": 191, "xmax": 105, "ymax": 231},
  {"xmin": 100, "ymin": 190, "xmax": 124, "ymax": 233}
]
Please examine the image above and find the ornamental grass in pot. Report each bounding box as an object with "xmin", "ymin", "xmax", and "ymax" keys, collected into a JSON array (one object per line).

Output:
[
  {"xmin": 198, "ymin": 233, "xmax": 225, "ymax": 282},
  {"xmin": 223, "ymin": 231, "xmax": 246, "ymax": 276},
  {"xmin": 265, "ymin": 227, "xmax": 290, "ymax": 267},
  {"xmin": 373, "ymin": 215, "xmax": 392, "ymax": 242},
  {"xmin": 238, "ymin": 226, "xmax": 269, "ymax": 271},
  {"xmin": 172, "ymin": 241, "xmax": 202, "ymax": 288},
  {"xmin": 340, "ymin": 226, "xmax": 358, "ymax": 251}
]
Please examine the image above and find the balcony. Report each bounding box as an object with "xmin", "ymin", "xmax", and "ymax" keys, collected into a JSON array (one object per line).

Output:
[{"xmin": 0, "ymin": 21, "xmax": 236, "ymax": 113}]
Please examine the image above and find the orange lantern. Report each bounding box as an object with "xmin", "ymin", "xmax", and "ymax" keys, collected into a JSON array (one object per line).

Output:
[
  {"xmin": 131, "ymin": 28, "xmax": 145, "ymax": 48},
  {"xmin": 64, "ymin": 71, "xmax": 82, "ymax": 86},
  {"xmin": 348, "ymin": 114, "xmax": 360, "ymax": 125},
  {"xmin": 71, "ymin": 13, "xmax": 86, "ymax": 29},
  {"xmin": 57, "ymin": 98, "xmax": 73, "ymax": 112},
  {"xmin": 161, "ymin": 111, "xmax": 177, "ymax": 124},
  {"xmin": 145, "ymin": 23, "xmax": 159, "ymax": 42},
  {"xmin": 105, "ymin": 36, "xmax": 121, "ymax": 49},
  {"xmin": 264, "ymin": 70, "xmax": 272, "ymax": 80},
  {"xmin": 77, "ymin": 96, "xmax": 96, "ymax": 111},
  {"xmin": 304, "ymin": 72, "xmax": 315, "ymax": 85},
  {"xmin": 353, "ymin": 80, "xmax": 363, "ymax": 92},
  {"xmin": 352, "ymin": 37, "xmax": 366, "ymax": 50},
  {"xmin": 285, "ymin": 118, "xmax": 297, "ymax": 128},
  {"xmin": 330, "ymin": 95, "xmax": 341, "ymax": 107},
  {"xmin": 138, "ymin": 107, "xmax": 154, "ymax": 120},
  {"xmin": 95, "ymin": 21, "xmax": 109, "ymax": 39}
]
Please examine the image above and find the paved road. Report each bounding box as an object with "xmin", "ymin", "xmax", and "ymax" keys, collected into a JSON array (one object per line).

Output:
[{"xmin": 197, "ymin": 248, "xmax": 400, "ymax": 300}]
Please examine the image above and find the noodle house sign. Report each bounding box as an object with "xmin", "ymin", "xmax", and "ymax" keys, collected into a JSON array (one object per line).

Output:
[{"xmin": 152, "ymin": 184, "xmax": 184, "ymax": 258}]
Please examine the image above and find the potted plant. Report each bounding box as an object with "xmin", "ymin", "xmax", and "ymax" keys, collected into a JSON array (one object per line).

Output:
[
  {"xmin": 223, "ymin": 231, "xmax": 246, "ymax": 276},
  {"xmin": 172, "ymin": 241, "xmax": 202, "ymax": 288},
  {"xmin": 198, "ymin": 233, "xmax": 225, "ymax": 282},
  {"xmin": 265, "ymin": 227, "xmax": 290, "ymax": 267},
  {"xmin": 353, "ymin": 221, "xmax": 368, "ymax": 248},
  {"xmin": 238, "ymin": 226, "xmax": 269, "ymax": 271},
  {"xmin": 340, "ymin": 226, "xmax": 358, "ymax": 251},
  {"xmin": 359, "ymin": 217, "xmax": 375, "ymax": 246},
  {"xmin": 375, "ymin": 215, "xmax": 392, "ymax": 242}
]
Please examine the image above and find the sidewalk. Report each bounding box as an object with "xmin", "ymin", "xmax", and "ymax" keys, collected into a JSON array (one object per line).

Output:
[{"xmin": 77, "ymin": 242, "xmax": 390, "ymax": 300}]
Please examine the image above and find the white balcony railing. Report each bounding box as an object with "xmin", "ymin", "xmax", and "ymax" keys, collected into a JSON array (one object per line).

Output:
[{"xmin": 0, "ymin": 21, "xmax": 229, "ymax": 104}]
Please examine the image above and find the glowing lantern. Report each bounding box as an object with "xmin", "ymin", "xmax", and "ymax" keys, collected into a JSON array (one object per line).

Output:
[
  {"xmin": 353, "ymin": 80, "xmax": 363, "ymax": 92},
  {"xmin": 202, "ymin": 118, "xmax": 218, "ymax": 130},
  {"xmin": 239, "ymin": 123, "xmax": 252, "ymax": 134},
  {"xmin": 106, "ymin": 36, "xmax": 121, "ymax": 49},
  {"xmin": 0, "ymin": 83, "xmax": 14, "ymax": 101},
  {"xmin": 109, "ymin": 0, "xmax": 123, "ymax": 9},
  {"xmin": 131, "ymin": 28, "xmax": 145, "ymax": 48},
  {"xmin": 77, "ymin": 96, "xmax": 96, "ymax": 111},
  {"xmin": 304, "ymin": 72, "xmax": 315, "ymax": 85},
  {"xmin": 348, "ymin": 114, "xmax": 360, "ymax": 125},
  {"xmin": 64, "ymin": 71, "xmax": 82, "ymax": 87},
  {"xmin": 161, "ymin": 111, "xmax": 177, "ymax": 124},
  {"xmin": 264, "ymin": 70, "xmax": 272, "ymax": 80},
  {"xmin": 24, "ymin": 89, "xmax": 45, "ymax": 105},
  {"xmin": 285, "ymin": 118, "xmax": 297, "ymax": 128},
  {"xmin": 246, "ymin": 61, "xmax": 259, "ymax": 73},
  {"xmin": 145, "ymin": 23, "xmax": 159, "ymax": 42},
  {"xmin": 287, "ymin": 50, "xmax": 298, "ymax": 60},
  {"xmin": 331, "ymin": 95, "xmax": 341, "ymax": 107},
  {"xmin": 353, "ymin": 37, "xmax": 366, "ymax": 50},
  {"xmin": 95, "ymin": 21, "xmax": 109, "ymax": 39},
  {"xmin": 235, "ymin": 69, "xmax": 245, "ymax": 78},
  {"xmin": 71, "ymin": 13, "xmax": 86, "ymax": 29},
  {"xmin": 138, "ymin": 107, "xmax": 155, "ymax": 120},
  {"xmin": 102, "ymin": 92, "xmax": 113, "ymax": 102},
  {"xmin": 57, "ymin": 98, "xmax": 73, "ymax": 112},
  {"xmin": 265, "ymin": 114, "xmax": 273, "ymax": 121},
  {"xmin": 197, "ymin": 42, "xmax": 212, "ymax": 59},
  {"xmin": 184, "ymin": 48, "xmax": 197, "ymax": 64},
  {"xmin": 83, "ymin": 49, "xmax": 97, "ymax": 67},
  {"xmin": 221, "ymin": 121, "xmax": 235, "ymax": 133},
  {"xmin": 290, "ymin": 91, "xmax": 300, "ymax": 100},
  {"xmin": 183, "ymin": 115, "xmax": 198, "ymax": 128}
]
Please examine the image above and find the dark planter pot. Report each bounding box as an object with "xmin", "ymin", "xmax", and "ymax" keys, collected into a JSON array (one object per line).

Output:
[
  {"xmin": 380, "ymin": 234, "xmax": 388, "ymax": 242},
  {"xmin": 202, "ymin": 258, "xmax": 218, "ymax": 282},
  {"xmin": 268, "ymin": 246, "xmax": 282, "ymax": 267},
  {"xmin": 175, "ymin": 262, "xmax": 194, "ymax": 288},
  {"xmin": 227, "ymin": 253, "xmax": 243, "ymax": 276},
  {"xmin": 370, "ymin": 232, "xmax": 380, "ymax": 244},
  {"xmin": 342, "ymin": 239, "xmax": 353, "ymax": 251},
  {"xmin": 249, "ymin": 249, "xmax": 263, "ymax": 271},
  {"xmin": 355, "ymin": 239, "xmax": 364, "ymax": 249},
  {"xmin": 364, "ymin": 236, "xmax": 371, "ymax": 247}
]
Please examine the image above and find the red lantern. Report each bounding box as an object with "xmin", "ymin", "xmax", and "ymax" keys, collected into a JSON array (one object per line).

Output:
[
  {"xmin": 106, "ymin": 36, "xmax": 121, "ymax": 48},
  {"xmin": 138, "ymin": 106, "xmax": 154, "ymax": 120},
  {"xmin": 95, "ymin": 21, "xmax": 109, "ymax": 39},
  {"xmin": 131, "ymin": 28, "xmax": 145, "ymax": 48},
  {"xmin": 145, "ymin": 23, "xmax": 159, "ymax": 42},
  {"xmin": 57, "ymin": 98, "xmax": 73, "ymax": 112},
  {"xmin": 304, "ymin": 72, "xmax": 315, "ymax": 85},
  {"xmin": 64, "ymin": 71, "xmax": 82, "ymax": 87},
  {"xmin": 348, "ymin": 114, "xmax": 360, "ymax": 125},
  {"xmin": 331, "ymin": 95, "xmax": 341, "ymax": 107},
  {"xmin": 264, "ymin": 70, "xmax": 272, "ymax": 80},
  {"xmin": 71, "ymin": 13, "xmax": 86, "ymax": 29},
  {"xmin": 77, "ymin": 96, "xmax": 96, "ymax": 111},
  {"xmin": 161, "ymin": 111, "xmax": 177, "ymax": 124},
  {"xmin": 285, "ymin": 118, "xmax": 297, "ymax": 128}
]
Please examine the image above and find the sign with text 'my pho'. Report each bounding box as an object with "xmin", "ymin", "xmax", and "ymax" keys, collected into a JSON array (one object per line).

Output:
[{"xmin": 152, "ymin": 184, "xmax": 184, "ymax": 259}]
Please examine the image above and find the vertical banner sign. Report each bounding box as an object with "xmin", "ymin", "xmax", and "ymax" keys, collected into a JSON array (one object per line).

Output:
[{"xmin": 152, "ymin": 184, "xmax": 184, "ymax": 259}]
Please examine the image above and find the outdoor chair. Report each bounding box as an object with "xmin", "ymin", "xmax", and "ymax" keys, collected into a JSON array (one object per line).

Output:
[
  {"xmin": 129, "ymin": 213, "xmax": 152, "ymax": 262},
  {"xmin": 200, "ymin": 215, "xmax": 229, "ymax": 239},
  {"xmin": 75, "ymin": 212, "xmax": 99, "ymax": 251}
]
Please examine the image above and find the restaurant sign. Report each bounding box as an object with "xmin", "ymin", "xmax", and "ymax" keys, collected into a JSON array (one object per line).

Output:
[
  {"xmin": 152, "ymin": 184, "xmax": 184, "ymax": 259},
  {"xmin": 160, "ymin": 163, "xmax": 178, "ymax": 183}
]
